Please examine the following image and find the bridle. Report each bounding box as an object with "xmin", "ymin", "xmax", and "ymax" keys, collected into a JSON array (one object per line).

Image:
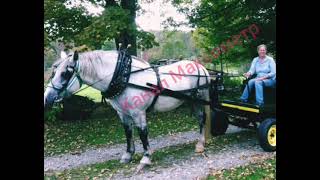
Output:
[{"xmin": 47, "ymin": 60, "xmax": 83, "ymax": 100}]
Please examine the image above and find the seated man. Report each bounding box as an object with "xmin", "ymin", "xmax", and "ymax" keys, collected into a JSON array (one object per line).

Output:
[{"xmin": 240, "ymin": 44, "xmax": 276, "ymax": 106}]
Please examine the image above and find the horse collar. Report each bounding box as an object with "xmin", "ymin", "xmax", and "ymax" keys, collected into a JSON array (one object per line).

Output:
[{"xmin": 101, "ymin": 50, "xmax": 132, "ymax": 99}]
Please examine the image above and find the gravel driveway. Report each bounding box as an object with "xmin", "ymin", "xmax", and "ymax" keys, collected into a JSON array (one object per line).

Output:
[{"xmin": 45, "ymin": 126, "xmax": 243, "ymax": 172}]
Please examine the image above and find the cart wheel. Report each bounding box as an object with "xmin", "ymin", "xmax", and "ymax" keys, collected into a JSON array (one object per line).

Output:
[
  {"xmin": 211, "ymin": 111, "xmax": 229, "ymax": 136},
  {"xmin": 258, "ymin": 118, "xmax": 276, "ymax": 152}
]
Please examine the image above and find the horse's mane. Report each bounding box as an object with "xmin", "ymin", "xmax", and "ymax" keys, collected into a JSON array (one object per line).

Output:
[
  {"xmin": 51, "ymin": 50, "xmax": 150, "ymax": 80},
  {"xmin": 78, "ymin": 50, "xmax": 150, "ymax": 80},
  {"xmin": 132, "ymin": 55, "xmax": 150, "ymax": 65}
]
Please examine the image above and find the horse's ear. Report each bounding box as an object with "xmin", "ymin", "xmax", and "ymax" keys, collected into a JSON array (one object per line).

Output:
[
  {"xmin": 60, "ymin": 51, "xmax": 67, "ymax": 59},
  {"xmin": 73, "ymin": 51, "xmax": 79, "ymax": 61}
]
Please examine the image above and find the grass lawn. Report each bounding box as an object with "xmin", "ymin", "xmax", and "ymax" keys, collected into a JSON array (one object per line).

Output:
[
  {"xmin": 207, "ymin": 156, "xmax": 276, "ymax": 180},
  {"xmin": 75, "ymin": 85, "xmax": 102, "ymax": 102}
]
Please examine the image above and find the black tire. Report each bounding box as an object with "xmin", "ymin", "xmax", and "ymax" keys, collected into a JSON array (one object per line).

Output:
[
  {"xmin": 258, "ymin": 118, "xmax": 276, "ymax": 152},
  {"xmin": 211, "ymin": 110, "xmax": 229, "ymax": 136}
]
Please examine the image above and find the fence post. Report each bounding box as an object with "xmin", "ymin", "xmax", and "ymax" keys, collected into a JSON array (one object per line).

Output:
[
  {"xmin": 204, "ymin": 76, "xmax": 214, "ymax": 143},
  {"xmin": 204, "ymin": 103, "xmax": 212, "ymax": 143}
]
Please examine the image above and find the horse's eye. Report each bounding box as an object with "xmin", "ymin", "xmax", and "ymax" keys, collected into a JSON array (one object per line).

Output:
[{"xmin": 61, "ymin": 72, "xmax": 67, "ymax": 78}]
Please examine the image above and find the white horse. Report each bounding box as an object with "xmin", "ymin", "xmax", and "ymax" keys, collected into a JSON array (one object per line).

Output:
[{"xmin": 44, "ymin": 50, "xmax": 211, "ymax": 166}]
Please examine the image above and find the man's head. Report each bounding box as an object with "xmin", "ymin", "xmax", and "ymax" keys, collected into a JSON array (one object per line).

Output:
[{"xmin": 257, "ymin": 44, "xmax": 267, "ymax": 58}]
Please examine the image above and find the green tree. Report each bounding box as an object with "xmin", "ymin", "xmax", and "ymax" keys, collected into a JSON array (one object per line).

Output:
[
  {"xmin": 101, "ymin": 40, "xmax": 117, "ymax": 50},
  {"xmin": 44, "ymin": 0, "xmax": 159, "ymax": 55},
  {"xmin": 170, "ymin": 0, "xmax": 276, "ymax": 63},
  {"xmin": 44, "ymin": 0, "xmax": 93, "ymax": 44},
  {"xmin": 143, "ymin": 30, "xmax": 199, "ymax": 62}
]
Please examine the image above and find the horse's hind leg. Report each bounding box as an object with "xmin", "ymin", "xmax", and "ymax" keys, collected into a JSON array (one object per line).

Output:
[
  {"xmin": 194, "ymin": 104, "xmax": 206, "ymax": 153},
  {"xmin": 117, "ymin": 112, "xmax": 135, "ymax": 163},
  {"xmin": 194, "ymin": 89, "xmax": 210, "ymax": 153},
  {"xmin": 132, "ymin": 111, "xmax": 152, "ymax": 165}
]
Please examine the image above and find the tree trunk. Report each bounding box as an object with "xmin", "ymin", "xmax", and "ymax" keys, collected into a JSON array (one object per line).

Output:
[
  {"xmin": 106, "ymin": 0, "xmax": 137, "ymax": 56},
  {"xmin": 105, "ymin": 0, "xmax": 117, "ymax": 6},
  {"xmin": 119, "ymin": 0, "xmax": 137, "ymax": 56},
  {"xmin": 115, "ymin": 30, "xmax": 137, "ymax": 56}
]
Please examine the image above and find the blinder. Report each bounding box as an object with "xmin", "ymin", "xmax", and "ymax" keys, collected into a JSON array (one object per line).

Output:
[{"xmin": 48, "ymin": 61, "xmax": 81, "ymax": 97}]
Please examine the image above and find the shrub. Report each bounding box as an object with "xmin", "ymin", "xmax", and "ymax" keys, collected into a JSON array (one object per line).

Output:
[
  {"xmin": 44, "ymin": 104, "xmax": 63, "ymax": 123},
  {"xmin": 60, "ymin": 95, "xmax": 97, "ymax": 121}
]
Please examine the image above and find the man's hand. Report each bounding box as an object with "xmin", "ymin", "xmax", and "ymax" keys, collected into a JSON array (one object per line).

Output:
[
  {"xmin": 256, "ymin": 76, "xmax": 268, "ymax": 81},
  {"xmin": 243, "ymin": 72, "xmax": 251, "ymax": 78}
]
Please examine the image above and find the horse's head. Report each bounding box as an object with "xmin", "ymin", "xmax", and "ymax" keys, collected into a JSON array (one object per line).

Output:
[{"xmin": 44, "ymin": 51, "xmax": 82, "ymax": 109}]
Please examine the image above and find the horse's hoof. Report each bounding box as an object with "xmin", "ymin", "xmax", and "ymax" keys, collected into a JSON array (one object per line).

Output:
[
  {"xmin": 120, "ymin": 152, "xmax": 132, "ymax": 164},
  {"xmin": 195, "ymin": 143, "xmax": 205, "ymax": 153},
  {"xmin": 140, "ymin": 156, "xmax": 152, "ymax": 165}
]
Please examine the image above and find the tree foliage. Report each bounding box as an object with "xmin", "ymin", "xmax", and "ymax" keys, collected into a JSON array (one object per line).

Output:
[
  {"xmin": 44, "ymin": 0, "xmax": 93, "ymax": 43},
  {"xmin": 170, "ymin": 0, "xmax": 276, "ymax": 63},
  {"xmin": 144, "ymin": 31, "xmax": 198, "ymax": 62},
  {"xmin": 44, "ymin": 0, "xmax": 159, "ymax": 55}
]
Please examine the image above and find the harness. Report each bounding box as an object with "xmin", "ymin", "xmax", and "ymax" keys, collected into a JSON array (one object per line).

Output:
[
  {"xmin": 101, "ymin": 50, "xmax": 132, "ymax": 99},
  {"xmin": 101, "ymin": 50, "xmax": 211, "ymax": 111},
  {"xmin": 98, "ymin": 49, "xmax": 163, "ymax": 111},
  {"xmin": 146, "ymin": 66, "xmax": 161, "ymax": 112}
]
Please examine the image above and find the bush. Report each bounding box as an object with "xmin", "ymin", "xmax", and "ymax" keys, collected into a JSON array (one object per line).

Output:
[
  {"xmin": 44, "ymin": 95, "xmax": 97, "ymax": 122},
  {"xmin": 223, "ymin": 76, "xmax": 243, "ymax": 88},
  {"xmin": 44, "ymin": 104, "xmax": 63, "ymax": 123},
  {"xmin": 220, "ymin": 76, "xmax": 244, "ymax": 100},
  {"xmin": 60, "ymin": 95, "xmax": 97, "ymax": 121}
]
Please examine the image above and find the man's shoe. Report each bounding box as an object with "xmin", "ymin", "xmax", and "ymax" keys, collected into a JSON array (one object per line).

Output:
[
  {"xmin": 255, "ymin": 102, "xmax": 264, "ymax": 108},
  {"xmin": 239, "ymin": 99, "xmax": 248, "ymax": 103}
]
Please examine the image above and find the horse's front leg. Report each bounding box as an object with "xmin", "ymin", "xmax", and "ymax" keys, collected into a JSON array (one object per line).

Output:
[
  {"xmin": 133, "ymin": 111, "xmax": 152, "ymax": 165},
  {"xmin": 117, "ymin": 112, "xmax": 135, "ymax": 163}
]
